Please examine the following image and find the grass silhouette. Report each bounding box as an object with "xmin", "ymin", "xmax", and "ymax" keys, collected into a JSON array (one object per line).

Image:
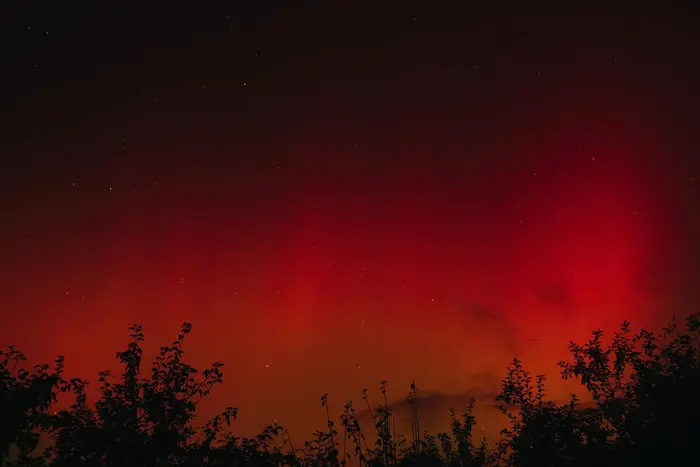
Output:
[{"xmin": 2, "ymin": 312, "xmax": 699, "ymax": 466}]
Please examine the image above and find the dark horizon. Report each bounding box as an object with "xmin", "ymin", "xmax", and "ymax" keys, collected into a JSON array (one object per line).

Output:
[{"xmin": 2, "ymin": 5, "xmax": 699, "ymax": 439}]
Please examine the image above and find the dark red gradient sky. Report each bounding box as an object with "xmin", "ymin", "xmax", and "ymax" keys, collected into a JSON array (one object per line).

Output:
[{"xmin": 1, "ymin": 6, "xmax": 699, "ymax": 440}]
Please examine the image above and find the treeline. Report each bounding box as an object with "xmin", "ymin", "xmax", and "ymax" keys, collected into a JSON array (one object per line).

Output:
[{"xmin": 1, "ymin": 313, "xmax": 699, "ymax": 467}]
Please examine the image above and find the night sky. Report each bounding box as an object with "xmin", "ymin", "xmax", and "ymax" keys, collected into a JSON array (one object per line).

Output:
[{"xmin": 2, "ymin": 5, "xmax": 699, "ymax": 441}]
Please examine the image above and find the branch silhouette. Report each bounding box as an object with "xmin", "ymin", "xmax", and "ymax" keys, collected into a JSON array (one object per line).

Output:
[{"xmin": 1, "ymin": 313, "xmax": 698, "ymax": 466}]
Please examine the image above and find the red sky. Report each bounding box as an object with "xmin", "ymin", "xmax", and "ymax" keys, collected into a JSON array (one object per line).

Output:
[{"xmin": 1, "ymin": 7, "xmax": 699, "ymax": 442}]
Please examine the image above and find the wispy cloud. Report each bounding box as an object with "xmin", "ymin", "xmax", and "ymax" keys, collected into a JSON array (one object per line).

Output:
[{"xmin": 534, "ymin": 281, "xmax": 579, "ymax": 315}]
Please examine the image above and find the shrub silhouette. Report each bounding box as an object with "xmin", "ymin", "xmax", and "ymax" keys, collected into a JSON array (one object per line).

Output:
[
  {"xmin": 44, "ymin": 323, "xmax": 294, "ymax": 467},
  {"xmin": 558, "ymin": 314, "xmax": 700, "ymax": 466},
  {"xmin": 0, "ymin": 347, "xmax": 63, "ymax": 465},
  {"xmin": 494, "ymin": 312, "xmax": 700, "ymax": 467},
  {"xmin": 0, "ymin": 312, "xmax": 698, "ymax": 466}
]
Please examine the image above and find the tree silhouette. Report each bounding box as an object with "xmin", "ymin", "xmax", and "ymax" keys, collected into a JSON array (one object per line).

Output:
[
  {"xmin": 493, "ymin": 312, "xmax": 700, "ymax": 467},
  {"xmin": 1, "ymin": 312, "xmax": 698, "ymax": 466},
  {"xmin": 559, "ymin": 313, "xmax": 700, "ymax": 466},
  {"xmin": 0, "ymin": 346, "xmax": 63, "ymax": 465},
  {"xmin": 39, "ymin": 323, "xmax": 291, "ymax": 467},
  {"xmin": 495, "ymin": 359, "xmax": 614, "ymax": 467}
]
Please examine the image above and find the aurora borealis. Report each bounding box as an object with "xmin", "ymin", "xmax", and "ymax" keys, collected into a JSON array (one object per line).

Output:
[{"xmin": 2, "ymin": 6, "xmax": 699, "ymax": 440}]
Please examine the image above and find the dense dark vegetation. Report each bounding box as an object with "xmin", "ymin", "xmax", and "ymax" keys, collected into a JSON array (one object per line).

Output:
[{"xmin": 2, "ymin": 313, "xmax": 699, "ymax": 466}]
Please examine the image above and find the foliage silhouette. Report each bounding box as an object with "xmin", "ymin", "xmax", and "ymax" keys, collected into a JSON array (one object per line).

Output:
[
  {"xmin": 0, "ymin": 312, "xmax": 698, "ymax": 466},
  {"xmin": 0, "ymin": 347, "xmax": 63, "ymax": 465}
]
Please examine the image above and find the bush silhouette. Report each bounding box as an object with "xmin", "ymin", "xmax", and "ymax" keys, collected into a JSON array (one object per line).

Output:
[
  {"xmin": 0, "ymin": 347, "xmax": 63, "ymax": 465},
  {"xmin": 493, "ymin": 313, "xmax": 700, "ymax": 467},
  {"xmin": 0, "ymin": 312, "xmax": 698, "ymax": 466},
  {"xmin": 43, "ymin": 323, "xmax": 293, "ymax": 467}
]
